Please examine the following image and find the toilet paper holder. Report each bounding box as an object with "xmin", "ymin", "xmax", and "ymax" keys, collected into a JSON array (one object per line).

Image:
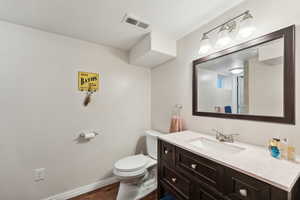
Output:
[{"xmin": 79, "ymin": 131, "xmax": 100, "ymax": 138}]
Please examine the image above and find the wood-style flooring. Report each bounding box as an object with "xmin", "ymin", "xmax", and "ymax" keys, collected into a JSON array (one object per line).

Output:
[{"xmin": 69, "ymin": 183, "xmax": 157, "ymax": 200}]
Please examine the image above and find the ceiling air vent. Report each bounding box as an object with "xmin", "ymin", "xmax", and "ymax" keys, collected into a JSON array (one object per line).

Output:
[
  {"xmin": 126, "ymin": 17, "xmax": 138, "ymax": 26},
  {"xmin": 137, "ymin": 22, "xmax": 149, "ymax": 29},
  {"xmin": 122, "ymin": 14, "xmax": 150, "ymax": 30}
]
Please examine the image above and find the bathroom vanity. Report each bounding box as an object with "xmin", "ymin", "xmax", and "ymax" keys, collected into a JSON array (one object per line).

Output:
[{"xmin": 157, "ymin": 131, "xmax": 300, "ymax": 200}]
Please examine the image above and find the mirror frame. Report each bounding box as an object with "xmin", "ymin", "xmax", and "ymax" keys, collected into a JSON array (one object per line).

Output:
[{"xmin": 192, "ymin": 25, "xmax": 295, "ymax": 124}]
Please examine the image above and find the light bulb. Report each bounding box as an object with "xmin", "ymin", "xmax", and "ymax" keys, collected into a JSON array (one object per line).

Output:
[
  {"xmin": 229, "ymin": 67, "xmax": 244, "ymax": 74},
  {"xmin": 238, "ymin": 12, "xmax": 255, "ymax": 38},
  {"xmin": 198, "ymin": 34, "xmax": 212, "ymax": 54},
  {"xmin": 216, "ymin": 25, "xmax": 232, "ymax": 47}
]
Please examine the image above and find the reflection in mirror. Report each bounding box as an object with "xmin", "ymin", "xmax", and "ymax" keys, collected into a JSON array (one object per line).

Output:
[{"xmin": 196, "ymin": 38, "xmax": 284, "ymax": 117}]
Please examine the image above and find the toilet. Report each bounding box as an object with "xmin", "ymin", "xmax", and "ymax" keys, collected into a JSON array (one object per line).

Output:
[{"xmin": 113, "ymin": 130, "xmax": 163, "ymax": 200}]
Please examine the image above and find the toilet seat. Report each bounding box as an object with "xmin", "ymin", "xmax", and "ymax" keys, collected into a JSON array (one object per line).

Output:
[
  {"xmin": 114, "ymin": 167, "xmax": 146, "ymax": 179},
  {"xmin": 114, "ymin": 154, "xmax": 157, "ymax": 179},
  {"xmin": 114, "ymin": 154, "xmax": 149, "ymax": 172}
]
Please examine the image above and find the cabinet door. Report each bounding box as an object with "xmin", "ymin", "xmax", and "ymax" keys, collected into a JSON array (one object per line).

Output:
[
  {"xmin": 196, "ymin": 185, "xmax": 224, "ymax": 200},
  {"xmin": 161, "ymin": 164, "xmax": 192, "ymax": 199},
  {"xmin": 160, "ymin": 140, "xmax": 175, "ymax": 165}
]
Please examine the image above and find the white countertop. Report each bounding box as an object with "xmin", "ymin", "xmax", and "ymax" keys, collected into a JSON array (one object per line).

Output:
[{"xmin": 158, "ymin": 131, "xmax": 300, "ymax": 192}]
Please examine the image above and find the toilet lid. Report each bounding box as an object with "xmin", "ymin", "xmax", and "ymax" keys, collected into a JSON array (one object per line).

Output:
[{"xmin": 114, "ymin": 155, "xmax": 149, "ymax": 172}]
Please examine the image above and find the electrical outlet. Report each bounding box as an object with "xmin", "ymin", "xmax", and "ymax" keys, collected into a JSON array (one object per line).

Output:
[{"xmin": 34, "ymin": 168, "xmax": 45, "ymax": 181}]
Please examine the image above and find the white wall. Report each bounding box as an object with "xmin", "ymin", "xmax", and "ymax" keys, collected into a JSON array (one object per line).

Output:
[
  {"xmin": 0, "ymin": 21, "xmax": 150, "ymax": 200},
  {"xmin": 151, "ymin": 0, "xmax": 300, "ymax": 151},
  {"xmin": 248, "ymin": 57, "xmax": 284, "ymax": 116}
]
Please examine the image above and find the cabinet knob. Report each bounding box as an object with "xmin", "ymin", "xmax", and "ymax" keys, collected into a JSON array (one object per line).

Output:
[
  {"xmin": 171, "ymin": 178, "xmax": 177, "ymax": 183},
  {"xmin": 164, "ymin": 150, "xmax": 168, "ymax": 154},
  {"xmin": 239, "ymin": 189, "xmax": 247, "ymax": 197},
  {"xmin": 191, "ymin": 164, "xmax": 197, "ymax": 169}
]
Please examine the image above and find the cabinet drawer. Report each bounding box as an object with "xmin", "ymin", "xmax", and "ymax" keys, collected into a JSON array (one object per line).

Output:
[
  {"xmin": 161, "ymin": 164, "xmax": 191, "ymax": 199},
  {"xmin": 160, "ymin": 141, "xmax": 175, "ymax": 165},
  {"xmin": 175, "ymin": 147, "xmax": 224, "ymax": 191},
  {"xmin": 225, "ymin": 169, "xmax": 270, "ymax": 200}
]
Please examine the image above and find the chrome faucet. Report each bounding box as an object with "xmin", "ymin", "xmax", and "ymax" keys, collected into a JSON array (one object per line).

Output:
[{"xmin": 212, "ymin": 129, "xmax": 239, "ymax": 143}]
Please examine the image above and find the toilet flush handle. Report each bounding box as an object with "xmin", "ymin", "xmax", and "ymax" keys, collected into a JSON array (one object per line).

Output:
[{"xmin": 239, "ymin": 189, "xmax": 247, "ymax": 197}]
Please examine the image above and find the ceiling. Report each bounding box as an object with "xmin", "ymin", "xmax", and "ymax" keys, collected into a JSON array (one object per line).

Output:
[
  {"xmin": 0, "ymin": 0, "xmax": 244, "ymax": 50},
  {"xmin": 198, "ymin": 46, "xmax": 259, "ymax": 75}
]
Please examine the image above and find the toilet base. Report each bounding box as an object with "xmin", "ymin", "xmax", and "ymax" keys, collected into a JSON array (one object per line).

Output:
[
  {"xmin": 116, "ymin": 178, "xmax": 157, "ymax": 200},
  {"xmin": 116, "ymin": 167, "xmax": 157, "ymax": 200}
]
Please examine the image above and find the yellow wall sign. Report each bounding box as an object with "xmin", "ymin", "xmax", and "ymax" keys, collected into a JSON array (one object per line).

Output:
[{"xmin": 78, "ymin": 72, "xmax": 99, "ymax": 91}]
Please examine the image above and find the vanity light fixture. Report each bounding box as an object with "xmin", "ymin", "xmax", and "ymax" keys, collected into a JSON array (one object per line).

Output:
[
  {"xmin": 198, "ymin": 10, "xmax": 255, "ymax": 55},
  {"xmin": 198, "ymin": 34, "xmax": 212, "ymax": 54},
  {"xmin": 216, "ymin": 25, "xmax": 232, "ymax": 47},
  {"xmin": 238, "ymin": 11, "xmax": 255, "ymax": 38}
]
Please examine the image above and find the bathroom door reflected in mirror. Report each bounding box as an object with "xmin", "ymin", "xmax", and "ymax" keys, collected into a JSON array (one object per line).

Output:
[
  {"xmin": 196, "ymin": 38, "xmax": 284, "ymax": 116},
  {"xmin": 193, "ymin": 25, "xmax": 295, "ymax": 124}
]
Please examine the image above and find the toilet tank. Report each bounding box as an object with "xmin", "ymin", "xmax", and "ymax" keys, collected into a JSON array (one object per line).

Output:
[{"xmin": 146, "ymin": 130, "xmax": 164, "ymax": 160}]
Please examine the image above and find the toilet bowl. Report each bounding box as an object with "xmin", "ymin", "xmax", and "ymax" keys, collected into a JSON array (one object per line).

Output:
[{"xmin": 113, "ymin": 130, "xmax": 163, "ymax": 200}]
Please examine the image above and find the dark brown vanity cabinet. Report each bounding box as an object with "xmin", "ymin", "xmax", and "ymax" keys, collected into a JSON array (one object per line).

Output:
[{"xmin": 158, "ymin": 139, "xmax": 300, "ymax": 200}]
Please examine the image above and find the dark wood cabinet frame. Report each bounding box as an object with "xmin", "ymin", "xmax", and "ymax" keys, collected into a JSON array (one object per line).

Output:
[{"xmin": 193, "ymin": 25, "xmax": 296, "ymax": 124}]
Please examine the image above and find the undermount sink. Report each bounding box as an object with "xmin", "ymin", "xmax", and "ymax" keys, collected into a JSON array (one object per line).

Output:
[{"xmin": 188, "ymin": 137, "xmax": 246, "ymax": 154}]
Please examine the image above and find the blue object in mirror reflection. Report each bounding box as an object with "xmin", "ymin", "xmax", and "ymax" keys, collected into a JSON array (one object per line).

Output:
[{"xmin": 224, "ymin": 106, "xmax": 232, "ymax": 113}]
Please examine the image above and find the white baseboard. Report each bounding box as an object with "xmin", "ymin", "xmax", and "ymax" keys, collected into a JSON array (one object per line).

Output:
[{"xmin": 42, "ymin": 176, "xmax": 119, "ymax": 200}]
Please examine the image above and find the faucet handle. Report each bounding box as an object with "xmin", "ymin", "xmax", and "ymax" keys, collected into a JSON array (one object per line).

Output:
[
  {"xmin": 212, "ymin": 128, "xmax": 223, "ymax": 135},
  {"xmin": 226, "ymin": 133, "xmax": 239, "ymax": 143}
]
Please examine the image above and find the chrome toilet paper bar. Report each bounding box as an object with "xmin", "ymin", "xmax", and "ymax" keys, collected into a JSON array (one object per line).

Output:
[{"xmin": 79, "ymin": 131, "xmax": 100, "ymax": 138}]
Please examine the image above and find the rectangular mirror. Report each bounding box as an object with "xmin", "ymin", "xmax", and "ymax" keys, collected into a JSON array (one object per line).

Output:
[{"xmin": 193, "ymin": 25, "xmax": 295, "ymax": 124}]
